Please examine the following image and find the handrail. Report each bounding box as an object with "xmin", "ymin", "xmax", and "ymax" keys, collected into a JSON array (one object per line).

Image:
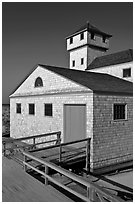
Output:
[
  {"xmin": 30, "ymin": 137, "xmax": 90, "ymax": 152},
  {"xmin": 29, "ymin": 137, "xmax": 91, "ymax": 172},
  {"xmin": 23, "ymin": 151, "xmax": 124, "ymax": 202},
  {"xmin": 2, "ymin": 131, "xmax": 61, "ymax": 142},
  {"xmin": 3, "ymin": 131, "xmax": 61, "ymax": 156}
]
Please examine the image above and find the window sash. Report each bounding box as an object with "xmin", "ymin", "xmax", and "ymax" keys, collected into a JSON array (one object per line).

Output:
[
  {"xmin": 45, "ymin": 104, "xmax": 53, "ymax": 116},
  {"xmin": 16, "ymin": 103, "xmax": 21, "ymax": 114},
  {"xmin": 91, "ymin": 33, "xmax": 95, "ymax": 40},
  {"xmin": 123, "ymin": 68, "xmax": 131, "ymax": 78},
  {"xmin": 29, "ymin": 104, "xmax": 35, "ymax": 115},
  {"xmin": 70, "ymin": 37, "xmax": 73, "ymax": 44},
  {"xmin": 80, "ymin": 33, "xmax": 84, "ymax": 40},
  {"xmin": 72, "ymin": 60, "xmax": 75, "ymax": 67},
  {"xmin": 113, "ymin": 104, "xmax": 126, "ymax": 120},
  {"xmin": 81, "ymin": 58, "xmax": 84, "ymax": 65}
]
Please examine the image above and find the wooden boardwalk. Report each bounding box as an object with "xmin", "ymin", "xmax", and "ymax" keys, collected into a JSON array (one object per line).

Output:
[
  {"xmin": 2, "ymin": 157, "xmax": 73, "ymax": 202},
  {"xmin": 2, "ymin": 133, "xmax": 133, "ymax": 202}
]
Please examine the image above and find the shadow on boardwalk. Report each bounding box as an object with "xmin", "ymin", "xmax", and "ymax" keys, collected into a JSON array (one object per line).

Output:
[{"xmin": 2, "ymin": 157, "xmax": 73, "ymax": 202}]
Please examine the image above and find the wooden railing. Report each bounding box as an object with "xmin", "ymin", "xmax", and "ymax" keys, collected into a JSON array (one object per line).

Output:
[
  {"xmin": 23, "ymin": 151, "xmax": 124, "ymax": 202},
  {"xmin": 30, "ymin": 137, "xmax": 91, "ymax": 172},
  {"xmin": 2, "ymin": 131, "xmax": 61, "ymax": 156}
]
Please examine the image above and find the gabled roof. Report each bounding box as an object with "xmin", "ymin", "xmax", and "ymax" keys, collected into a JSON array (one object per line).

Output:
[
  {"xmin": 86, "ymin": 49, "xmax": 133, "ymax": 70},
  {"xmin": 38, "ymin": 64, "xmax": 132, "ymax": 95},
  {"xmin": 66, "ymin": 22, "xmax": 112, "ymax": 39},
  {"xmin": 10, "ymin": 64, "xmax": 133, "ymax": 97}
]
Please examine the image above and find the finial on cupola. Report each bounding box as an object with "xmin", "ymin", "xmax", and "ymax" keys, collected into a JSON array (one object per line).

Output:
[{"xmin": 87, "ymin": 21, "xmax": 90, "ymax": 29}]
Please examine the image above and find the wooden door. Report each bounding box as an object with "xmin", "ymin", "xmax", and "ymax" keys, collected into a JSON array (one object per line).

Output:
[{"xmin": 64, "ymin": 104, "xmax": 86, "ymax": 143}]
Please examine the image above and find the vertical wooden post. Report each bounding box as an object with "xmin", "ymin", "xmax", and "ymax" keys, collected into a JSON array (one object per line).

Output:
[
  {"xmin": 87, "ymin": 186, "xmax": 91, "ymax": 201},
  {"xmin": 3, "ymin": 142, "xmax": 6, "ymax": 156},
  {"xmin": 33, "ymin": 137, "xmax": 36, "ymax": 149},
  {"xmin": 87, "ymin": 186, "xmax": 95, "ymax": 201},
  {"xmin": 86, "ymin": 138, "xmax": 90, "ymax": 173},
  {"xmin": 45, "ymin": 165, "xmax": 48, "ymax": 185},
  {"xmin": 24, "ymin": 154, "xmax": 27, "ymax": 172},
  {"xmin": 59, "ymin": 144, "xmax": 62, "ymax": 163},
  {"xmin": 57, "ymin": 132, "xmax": 61, "ymax": 145}
]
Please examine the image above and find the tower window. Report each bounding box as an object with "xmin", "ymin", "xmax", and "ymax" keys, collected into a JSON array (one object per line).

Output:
[
  {"xmin": 29, "ymin": 104, "xmax": 35, "ymax": 115},
  {"xmin": 91, "ymin": 33, "xmax": 95, "ymax": 40},
  {"xmin": 81, "ymin": 58, "xmax": 84, "ymax": 65},
  {"xmin": 35, "ymin": 77, "xmax": 43, "ymax": 87},
  {"xmin": 70, "ymin": 37, "xmax": 73, "ymax": 44},
  {"xmin": 45, "ymin": 104, "xmax": 53, "ymax": 117},
  {"xmin": 103, "ymin": 36, "xmax": 106, "ymax": 43},
  {"xmin": 123, "ymin": 68, "xmax": 131, "ymax": 78},
  {"xmin": 72, "ymin": 60, "xmax": 75, "ymax": 67},
  {"xmin": 80, "ymin": 33, "xmax": 84, "ymax": 40},
  {"xmin": 16, "ymin": 103, "xmax": 21, "ymax": 114},
  {"xmin": 113, "ymin": 104, "xmax": 126, "ymax": 120}
]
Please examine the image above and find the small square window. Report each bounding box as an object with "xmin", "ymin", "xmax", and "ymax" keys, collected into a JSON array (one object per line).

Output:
[
  {"xmin": 72, "ymin": 60, "xmax": 75, "ymax": 67},
  {"xmin": 113, "ymin": 104, "xmax": 126, "ymax": 120},
  {"xmin": 103, "ymin": 37, "xmax": 106, "ymax": 43},
  {"xmin": 29, "ymin": 104, "xmax": 35, "ymax": 115},
  {"xmin": 70, "ymin": 37, "xmax": 73, "ymax": 44},
  {"xmin": 81, "ymin": 58, "xmax": 84, "ymax": 65},
  {"xmin": 16, "ymin": 103, "xmax": 21, "ymax": 114},
  {"xmin": 91, "ymin": 33, "xmax": 95, "ymax": 40},
  {"xmin": 123, "ymin": 68, "xmax": 131, "ymax": 78},
  {"xmin": 80, "ymin": 33, "xmax": 84, "ymax": 40},
  {"xmin": 45, "ymin": 104, "xmax": 53, "ymax": 116}
]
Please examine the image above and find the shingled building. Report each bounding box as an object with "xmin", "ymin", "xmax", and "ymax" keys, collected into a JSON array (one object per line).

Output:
[{"xmin": 10, "ymin": 22, "xmax": 133, "ymax": 173}]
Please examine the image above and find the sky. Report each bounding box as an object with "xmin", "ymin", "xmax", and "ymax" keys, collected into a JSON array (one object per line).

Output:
[{"xmin": 2, "ymin": 2, "xmax": 133, "ymax": 104}]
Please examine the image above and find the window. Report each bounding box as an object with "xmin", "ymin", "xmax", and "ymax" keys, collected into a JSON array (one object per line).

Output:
[
  {"xmin": 113, "ymin": 104, "xmax": 126, "ymax": 120},
  {"xmin": 80, "ymin": 33, "xmax": 84, "ymax": 40},
  {"xmin": 91, "ymin": 33, "xmax": 95, "ymax": 40},
  {"xmin": 16, "ymin": 103, "xmax": 21, "ymax": 114},
  {"xmin": 29, "ymin": 104, "xmax": 35, "ymax": 115},
  {"xmin": 81, "ymin": 58, "xmax": 84, "ymax": 65},
  {"xmin": 123, "ymin": 68, "xmax": 131, "ymax": 78},
  {"xmin": 70, "ymin": 37, "xmax": 73, "ymax": 44},
  {"xmin": 45, "ymin": 104, "xmax": 53, "ymax": 116},
  {"xmin": 35, "ymin": 77, "xmax": 43, "ymax": 87},
  {"xmin": 103, "ymin": 36, "xmax": 106, "ymax": 43},
  {"xmin": 72, "ymin": 60, "xmax": 75, "ymax": 67}
]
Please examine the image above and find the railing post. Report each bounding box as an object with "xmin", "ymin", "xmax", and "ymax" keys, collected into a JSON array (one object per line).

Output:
[
  {"xmin": 45, "ymin": 165, "xmax": 48, "ymax": 185},
  {"xmin": 59, "ymin": 144, "xmax": 62, "ymax": 163},
  {"xmin": 3, "ymin": 142, "xmax": 6, "ymax": 156},
  {"xmin": 24, "ymin": 154, "xmax": 27, "ymax": 172},
  {"xmin": 33, "ymin": 137, "xmax": 36, "ymax": 149},
  {"xmin": 57, "ymin": 132, "xmax": 61, "ymax": 145},
  {"xmin": 87, "ymin": 186, "xmax": 91, "ymax": 201},
  {"xmin": 86, "ymin": 138, "xmax": 90, "ymax": 173},
  {"xmin": 87, "ymin": 186, "xmax": 95, "ymax": 202}
]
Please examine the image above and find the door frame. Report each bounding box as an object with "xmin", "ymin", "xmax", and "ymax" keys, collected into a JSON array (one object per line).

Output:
[{"xmin": 63, "ymin": 104, "xmax": 87, "ymax": 143}]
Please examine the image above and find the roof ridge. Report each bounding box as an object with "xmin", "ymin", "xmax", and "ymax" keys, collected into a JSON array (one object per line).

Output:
[{"xmin": 66, "ymin": 22, "xmax": 112, "ymax": 39}]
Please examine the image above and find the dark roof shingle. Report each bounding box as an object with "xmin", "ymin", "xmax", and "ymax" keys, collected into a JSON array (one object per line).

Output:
[
  {"xmin": 39, "ymin": 64, "xmax": 133, "ymax": 95},
  {"xmin": 86, "ymin": 49, "xmax": 133, "ymax": 70}
]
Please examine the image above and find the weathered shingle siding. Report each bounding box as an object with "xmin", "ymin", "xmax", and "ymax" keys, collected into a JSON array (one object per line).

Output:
[
  {"xmin": 89, "ymin": 62, "xmax": 133, "ymax": 82},
  {"xmin": 93, "ymin": 93, "xmax": 133, "ymax": 170},
  {"xmin": 10, "ymin": 92, "xmax": 94, "ymax": 158}
]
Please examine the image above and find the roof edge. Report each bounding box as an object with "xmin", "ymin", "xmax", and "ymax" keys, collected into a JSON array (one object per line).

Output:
[{"xmin": 9, "ymin": 64, "xmax": 39, "ymax": 97}]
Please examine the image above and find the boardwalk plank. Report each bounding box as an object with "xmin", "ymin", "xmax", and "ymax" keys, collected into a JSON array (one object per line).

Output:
[{"xmin": 2, "ymin": 157, "xmax": 73, "ymax": 202}]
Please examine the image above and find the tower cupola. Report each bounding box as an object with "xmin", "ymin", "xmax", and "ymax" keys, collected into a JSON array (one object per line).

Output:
[{"xmin": 66, "ymin": 22, "xmax": 112, "ymax": 71}]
